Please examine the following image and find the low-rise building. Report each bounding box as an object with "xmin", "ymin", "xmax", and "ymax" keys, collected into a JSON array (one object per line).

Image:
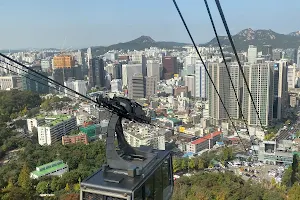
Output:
[
  {"xmin": 258, "ymin": 140, "xmax": 293, "ymax": 166},
  {"xmin": 62, "ymin": 133, "xmax": 88, "ymax": 145},
  {"xmin": 186, "ymin": 131, "xmax": 223, "ymax": 153},
  {"xmin": 30, "ymin": 160, "xmax": 68, "ymax": 179}
]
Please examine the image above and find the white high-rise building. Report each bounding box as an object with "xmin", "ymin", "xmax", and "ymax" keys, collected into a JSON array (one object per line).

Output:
[
  {"xmin": 287, "ymin": 64, "xmax": 297, "ymax": 89},
  {"xmin": 185, "ymin": 75, "xmax": 195, "ymax": 97},
  {"xmin": 122, "ymin": 64, "xmax": 142, "ymax": 87},
  {"xmin": 208, "ymin": 63, "xmax": 231, "ymax": 125},
  {"xmin": 111, "ymin": 79, "xmax": 122, "ymax": 92},
  {"xmin": 147, "ymin": 60, "xmax": 160, "ymax": 80},
  {"xmin": 248, "ymin": 45, "xmax": 258, "ymax": 64},
  {"xmin": 243, "ymin": 63, "xmax": 273, "ymax": 127},
  {"xmin": 195, "ymin": 61, "xmax": 207, "ymax": 99},
  {"xmin": 64, "ymin": 80, "xmax": 87, "ymax": 98}
]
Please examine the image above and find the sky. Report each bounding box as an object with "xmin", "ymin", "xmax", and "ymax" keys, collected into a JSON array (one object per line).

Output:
[{"xmin": 0, "ymin": 0, "xmax": 299, "ymax": 49}]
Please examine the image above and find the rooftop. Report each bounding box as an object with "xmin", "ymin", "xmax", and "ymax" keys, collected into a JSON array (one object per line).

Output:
[
  {"xmin": 31, "ymin": 160, "xmax": 68, "ymax": 178},
  {"xmin": 191, "ymin": 131, "xmax": 222, "ymax": 145},
  {"xmin": 39, "ymin": 114, "xmax": 73, "ymax": 127}
]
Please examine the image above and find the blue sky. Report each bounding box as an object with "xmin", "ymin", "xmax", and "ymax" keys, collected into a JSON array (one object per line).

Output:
[{"xmin": 0, "ymin": 0, "xmax": 299, "ymax": 49}]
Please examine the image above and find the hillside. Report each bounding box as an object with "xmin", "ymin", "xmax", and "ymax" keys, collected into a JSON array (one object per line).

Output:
[
  {"xmin": 83, "ymin": 36, "xmax": 188, "ymax": 56},
  {"xmin": 204, "ymin": 28, "xmax": 300, "ymax": 51}
]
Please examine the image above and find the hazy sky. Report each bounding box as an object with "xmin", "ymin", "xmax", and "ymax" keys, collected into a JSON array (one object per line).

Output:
[{"xmin": 0, "ymin": 0, "xmax": 299, "ymax": 49}]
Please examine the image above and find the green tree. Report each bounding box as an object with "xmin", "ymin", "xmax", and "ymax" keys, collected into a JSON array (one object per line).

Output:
[
  {"xmin": 65, "ymin": 183, "xmax": 70, "ymax": 192},
  {"xmin": 197, "ymin": 159, "xmax": 205, "ymax": 169},
  {"xmin": 73, "ymin": 183, "xmax": 80, "ymax": 192},
  {"xmin": 181, "ymin": 159, "xmax": 188, "ymax": 171},
  {"xmin": 188, "ymin": 159, "xmax": 196, "ymax": 170},
  {"xmin": 282, "ymin": 166, "xmax": 293, "ymax": 187},
  {"xmin": 285, "ymin": 119, "xmax": 291, "ymax": 125},
  {"xmin": 296, "ymin": 131, "xmax": 300, "ymax": 138},
  {"xmin": 173, "ymin": 158, "xmax": 182, "ymax": 172},
  {"xmin": 36, "ymin": 181, "xmax": 49, "ymax": 194},
  {"xmin": 287, "ymin": 184, "xmax": 300, "ymax": 200},
  {"xmin": 18, "ymin": 164, "xmax": 32, "ymax": 190}
]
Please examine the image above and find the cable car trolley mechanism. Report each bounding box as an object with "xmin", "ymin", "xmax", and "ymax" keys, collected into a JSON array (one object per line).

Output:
[{"xmin": 80, "ymin": 95, "xmax": 174, "ymax": 200}]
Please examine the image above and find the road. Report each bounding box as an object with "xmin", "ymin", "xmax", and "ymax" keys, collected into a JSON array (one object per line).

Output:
[{"xmin": 276, "ymin": 118, "xmax": 300, "ymax": 141}]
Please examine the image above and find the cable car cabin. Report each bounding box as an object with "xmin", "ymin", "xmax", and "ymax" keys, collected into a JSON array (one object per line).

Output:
[{"xmin": 80, "ymin": 149, "xmax": 173, "ymax": 200}]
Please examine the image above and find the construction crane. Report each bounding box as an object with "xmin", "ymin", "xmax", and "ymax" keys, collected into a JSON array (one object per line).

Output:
[{"xmin": 80, "ymin": 95, "xmax": 174, "ymax": 200}]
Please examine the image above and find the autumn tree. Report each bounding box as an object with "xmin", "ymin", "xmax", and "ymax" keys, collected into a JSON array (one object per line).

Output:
[{"xmin": 18, "ymin": 164, "xmax": 32, "ymax": 190}]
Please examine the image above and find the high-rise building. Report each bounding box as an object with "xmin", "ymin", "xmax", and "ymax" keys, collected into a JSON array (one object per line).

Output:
[
  {"xmin": 262, "ymin": 45, "xmax": 273, "ymax": 57},
  {"xmin": 273, "ymin": 60, "xmax": 288, "ymax": 120},
  {"xmin": 287, "ymin": 64, "xmax": 297, "ymax": 89},
  {"xmin": 185, "ymin": 75, "xmax": 195, "ymax": 97},
  {"xmin": 128, "ymin": 74, "xmax": 145, "ymax": 99},
  {"xmin": 53, "ymin": 55, "xmax": 75, "ymax": 69},
  {"xmin": 0, "ymin": 75, "xmax": 22, "ymax": 90},
  {"xmin": 22, "ymin": 68, "xmax": 49, "ymax": 94},
  {"xmin": 243, "ymin": 63, "xmax": 274, "ymax": 127},
  {"xmin": 227, "ymin": 62, "xmax": 243, "ymax": 120},
  {"xmin": 111, "ymin": 79, "xmax": 122, "ymax": 92},
  {"xmin": 297, "ymin": 46, "xmax": 300, "ymax": 69},
  {"xmin": 208, "ymin": 63, "xmax": 231, "ymax": 125},
  {"xmin": 247, "ymin": 45, "xmax": 257, "ymax": 64},
  {"xmin": 122, "ymin": 64, "xmax": 142, "ymax": 87},
  {"xmin": 88, "ymin": 58, "xmax": 105, "ymax": 88},
  {"xmin": 195, "ymin": 61, "xmax": 207, "ymax": 100},
  {"xmin": 41, "ymin": 59, "xmax": 52, "ymax": 72},
  {"xmin": 162, "ymin": 56, "xmax": 177, "ymax": 80},
  {"xmin": 64, "ymin": 80, "xmax": 87, "ymax": 98},
  {"xmin": 147, "ymin": 60, "xmax": 160, "ymax": 80},
  {"xmin": 273, "ymin": 51, "xmax": 282, "ymax": 61},
  {"xmin": 145, "ymin": 76, "xmax": 157, "ymax": 98},
  {"xmin": 142, "ymin": 55, "xmax": 147, "ymax": 77}
]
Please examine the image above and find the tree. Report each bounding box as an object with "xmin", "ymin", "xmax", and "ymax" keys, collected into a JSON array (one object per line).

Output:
[
  {"xmin": 65, "ymin": 183, "xmax": 70, "ymax": 192},
  {"xmin": 282, "ymin": 166, "xmax": 293, "ymax": 187},
  {"xmin": 18, "ymin": 164, "xmax": 32, "ymax": 190},
  {"xmin": 173, "ymin": 158, "xmax": 181, "ymax": 172},
  {"xmin": 73, "ymin": 183, "xmax": 80, "ymax": 192},
  {"xmin": 285, "ymin": 119, "xmax": 291, "ymax": 125},
  {"xmin": 197, "ymin": 159, "xmax": 205, "ymax": 169},
  {"xmin": 287, "ymin": 184, "xmax": 300, "ymax": 200},
  {"xmin": 188, "ymin": 159, "xmax": 196, "ymax": 170},
  {"xmin": 296, "ymin": 131, "xmax": 300, "ymax": 138},
  {"xmin": 181, "ymin": 159, "xmax": 188, "ymax": 171},
  {"xmin": 36, "ymin": 181, "xmax": 49, "ymax": 194}
]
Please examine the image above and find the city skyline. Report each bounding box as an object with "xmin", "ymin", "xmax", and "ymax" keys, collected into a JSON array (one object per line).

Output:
[{"xmin": 1, "ymin": 0, "xmax": 300, "ymax": 49}]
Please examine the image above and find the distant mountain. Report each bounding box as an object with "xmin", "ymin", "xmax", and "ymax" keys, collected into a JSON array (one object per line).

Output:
[
  {"xmin": 83, "ymin": 36, "xmax": 189, "ymax": 56},
  {"xmin": 204, "ymin": 28, "xmax": 300, "ymax": 51}
]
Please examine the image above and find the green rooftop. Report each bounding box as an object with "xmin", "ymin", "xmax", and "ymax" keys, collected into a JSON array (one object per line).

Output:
[
  {"xmin": 37, "ymin": 114, "xmax": 73, "ymax": 127},
  {"xmin": 167, "ymin": 117, "xmax": 182, "ymax": 123},
  {"xmin": 31, "ymin": 160, "xmax": 68, "ymax": 178}
]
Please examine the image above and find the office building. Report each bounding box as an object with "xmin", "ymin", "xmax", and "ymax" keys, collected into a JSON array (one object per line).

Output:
[
  {"xmin": 208, "ymin": 63, "xmax": 231, "ymax": 125},
  {"xmin": 184, "ymin": 75, "xmax": 195, "ymax": 97},
  {"xmin": 41, "ymin": 59, "xmax": 52, "ymax": 72},
  {"xmin": 262, "ymin": 45, "xmax": 273, "ymax": 58},
  {"xmin": 37, "ymin": 115, "xmax": 77, "ymax": 145},
  {"xmin": 273, "ymin": 51, "xmax": 282, "ymax": 61},
  {"xmin": 297, "ymin": 46, "xmax": 300, "ymax": 69},
  {"xmin": 195, "ymin": 61, "xmax": 207, "ymax": 100},
  {"xmin": 88, "ymin": 58, "xmax": 105, "ymax": 88},
  {"xmin": 162, "ymin": 56, "xmax": 177, "ymax": 80},
  {"xmin": 53, "ymin": 55, "xmax": 75, "ymax": 69},
  {"xmin": 145, "ymin": 76, "xmax": 157, "ymax": 98},
  {"xmin": 111, "ymin": 79, "xmax": 122, "ymax": 92},
  {"xmin": 243, "ymin": 63, "xmax": 274, "ymax": 127},
  {"xmin": 128, "ymin": 74, "xmax": 145, "ymax": 99},
  {"xmin": 287, "ymin": 64, "xmax": 297, "ymax": 89},
  {"xmin": 0, "ymin": 75, "xmax": 22, "ymax": 90},
  {"xmin": 30, "ymin": 160, "xmax": 69, "ymax": 179},
  {"xmin": 142, "ymin": 55, "xmax": 147, "ymax": 77},
  {"xmin": 273, "ymin": 61, "xmax": 288, "ymax": 120},
  {"xmin": 147, "ymin": 60, "xmax": 160, "ymax": 80},
  {"xmin": 247, "ymin": 45, "xmax": 257, "ymax": 64},
  {"xmin": 122, "ymin": 64, "xmax": 142, "ymax": 87},
  {"xmin": 64, "ymin": 80, "xmax": 87, "ymax": 98},
  {"xmin": 22, "ymin": 68, "xmax": 49, "ymax": 94}
]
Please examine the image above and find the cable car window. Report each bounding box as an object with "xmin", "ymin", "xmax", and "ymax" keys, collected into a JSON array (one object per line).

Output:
[
  {"xmin": 82, "ymin": 192, "xmax": 126, "ymax": 200},
  {"xmin": 144, "ymin": 173, "xmax": 154, "ymax": 200},
  {"xmin": 134, "ymin": 185, "xmax": 143, "ymax": 200},
  {"xmin": 154, "ymin": 165, "xmax": 163, "ymax": 200},
  {"xmin": 162, "ymin": 156, "xmax": 172, "ymax": 197}
]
